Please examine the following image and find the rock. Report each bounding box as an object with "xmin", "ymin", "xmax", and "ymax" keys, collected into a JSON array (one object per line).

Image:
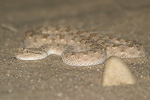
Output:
[{"xmin": 102, "ymin": 56, "xmax": 136, "ymax": 86}]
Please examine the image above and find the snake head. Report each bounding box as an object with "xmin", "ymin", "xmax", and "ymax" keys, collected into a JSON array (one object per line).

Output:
[{"xmin": 15, "ymin": 48, "xmax": 48, "ymax": 60}]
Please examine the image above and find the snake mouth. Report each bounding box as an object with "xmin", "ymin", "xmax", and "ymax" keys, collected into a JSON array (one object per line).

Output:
[{"xmin": 16, "ymin": 53, "xmax": 48, "ymax": 60}]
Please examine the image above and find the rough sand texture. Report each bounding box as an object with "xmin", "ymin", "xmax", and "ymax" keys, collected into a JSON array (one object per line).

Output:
[{"xmin": 0, "ymin": 0, "xmax": 150, "ymax": 100}]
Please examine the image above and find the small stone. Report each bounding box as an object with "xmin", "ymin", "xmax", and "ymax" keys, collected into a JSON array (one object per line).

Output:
[{"xmin": 102, "ymin": 56, "xmax": 136, "ymax": 86}]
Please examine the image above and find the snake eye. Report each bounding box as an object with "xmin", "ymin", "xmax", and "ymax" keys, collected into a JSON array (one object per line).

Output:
[{"xmin": 25, "ymin": 49, "xmax": 29, "ymax": 53}]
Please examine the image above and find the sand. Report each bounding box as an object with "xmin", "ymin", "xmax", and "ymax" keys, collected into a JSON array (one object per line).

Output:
[{"xmin": 0, "ymin": 0, "xmax": 150, "ymax": 100}]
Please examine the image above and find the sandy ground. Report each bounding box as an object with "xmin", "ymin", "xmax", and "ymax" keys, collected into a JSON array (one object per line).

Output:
[{"xmin": 0, "ymin": 0, "xmax": 150, "ymax": 100}]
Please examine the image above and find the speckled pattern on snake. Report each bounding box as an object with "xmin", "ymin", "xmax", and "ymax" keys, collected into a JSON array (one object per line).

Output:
[{"xmin": 16, "ymin": 26, "xmax": 146, "ymax": 66}]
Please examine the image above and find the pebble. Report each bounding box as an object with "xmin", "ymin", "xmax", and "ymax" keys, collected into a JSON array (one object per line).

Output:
[{"xmin": 102, "ymin": 56, "xmax": 136, "ymax": 86}]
